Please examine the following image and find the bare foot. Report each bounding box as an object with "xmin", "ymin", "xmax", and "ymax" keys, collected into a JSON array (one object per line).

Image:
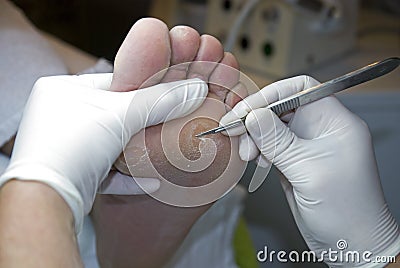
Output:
[{"xmin": 91, "ymin": 18, "xmax": 248, "ymax": 268}]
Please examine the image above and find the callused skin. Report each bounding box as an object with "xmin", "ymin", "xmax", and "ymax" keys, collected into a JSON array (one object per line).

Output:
[
  {"xmin": 91, "ymin": 18, "xmax": 248, "ymax": 268},
  {"xmin": 114, "ymin": 93, "xmax": 239, "ymax": 188}
]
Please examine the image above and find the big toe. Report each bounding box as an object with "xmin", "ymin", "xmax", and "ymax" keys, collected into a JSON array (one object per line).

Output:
[{"xmin": 110, "ymin": 18, "xmax": 171, "ymax": 92}]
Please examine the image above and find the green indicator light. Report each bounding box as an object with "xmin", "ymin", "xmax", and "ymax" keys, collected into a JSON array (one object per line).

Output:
[{"xmin": 263, "ymin": 42, "xmax": 273, "ymax": 57}]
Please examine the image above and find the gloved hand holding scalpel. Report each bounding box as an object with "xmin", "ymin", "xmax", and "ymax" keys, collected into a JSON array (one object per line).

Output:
[{"xmin": 216, "ymin": 58, "xmax": 400, "ymax": 267}]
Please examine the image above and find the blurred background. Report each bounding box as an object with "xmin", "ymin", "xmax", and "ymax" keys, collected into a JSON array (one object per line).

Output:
[
  {"xmin": 10, "ymin": 0, "xmax": 399, "ymax": 267},
  {"xmin": 11, "ymin": 0, "xmax": 399, "ymax": 78}
]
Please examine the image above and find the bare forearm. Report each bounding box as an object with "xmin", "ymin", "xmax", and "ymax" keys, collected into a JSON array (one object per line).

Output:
[{"xmin": 0, "ymin": 180, "xmax": 82, "ymax": 268}]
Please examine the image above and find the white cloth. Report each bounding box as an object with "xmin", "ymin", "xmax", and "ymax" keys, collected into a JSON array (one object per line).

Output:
[
  {"xmin": 0, "ymin": 0, "xmax": 68, "ymax": 147},
  {"xmin": 77, "ymin": 216, "xmax": 101, "ymax": 268},
  {"xmin": 0, "ymin": 153, "xmax": 10, "ymax": 175}
]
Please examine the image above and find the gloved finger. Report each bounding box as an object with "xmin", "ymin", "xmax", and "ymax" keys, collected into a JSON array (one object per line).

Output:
[
  {"xmin": 78, "ymin": 73, "xmax": 113, "ymax": 91},
  {"xmin": 98, "ymin": 171, "xmax": 160, "ymax": 195},
  {"xmin": 238, "ymin": 133, "xmax": 259, "ymax": 161},
  {"xmin": 124, "ymin": 78, "xmax": 208, "ymax": 138},
  {"xmin": 245, "ymin": 107, "xmax": 298, "ymax": 163},
  {"xmin": 218, "ymin": 95, "xmax": 254, "ymax": 136},
  {"xmin": 280, "ymin": 111, "xmax": 294, "ymax": 124},
  {"xmin": 243, "ymin": 75, "xmax": 320, "ymax": 110},
  {"xmin": 288, "ymin": 95, "xmax": 353, "ymax": 139},
  {"xmin": 255, "ymin": 154, "xmax": 271, "ymax": 168},
  {"xmin": 54, "ymin": 73, "xmax": 114, "ymax": 91},
  {"xmin": 220, "ymin": 75, "xmax": 320, "ymax": 136}
]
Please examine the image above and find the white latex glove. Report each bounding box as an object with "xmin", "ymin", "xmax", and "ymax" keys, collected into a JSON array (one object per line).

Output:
[
  {"xmin": 0, "ymin": 73, "xmax": 207, "ymax": 233},
  {"xmin": 221, "ymin": 75, "xmax": 400, "ymax": 267}
]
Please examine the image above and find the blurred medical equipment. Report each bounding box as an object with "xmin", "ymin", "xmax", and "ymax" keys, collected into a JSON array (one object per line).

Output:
[
  {"xmin": 206, "ymin": 0, "xmax": 359, "ymax": 77},
  {"xmin": 196, "ymin": 57, "xmax": 400, "ymax": 137},
  {"xmin": 152, "ymin": 0, "xmax": 359, "ymax": 77}
]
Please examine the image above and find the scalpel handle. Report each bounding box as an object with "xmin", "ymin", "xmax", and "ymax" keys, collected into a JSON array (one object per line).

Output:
[
  {"xmin": 267, "ymin": 57, "xmax": 400, "ymax": 115},
  {"xmin": 195, "ymin": 57, "xmax": 399, "ymax": 137}
]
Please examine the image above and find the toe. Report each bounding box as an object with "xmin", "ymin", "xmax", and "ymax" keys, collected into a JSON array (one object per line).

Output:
[
  {"xmin": 187, "ymin": 34, "xmax": 224, "ymax": 81},
  {"xmin": 225, "ymin": 82, "xmax": 248, "ymax": 110},
  {"xmin": 162, "ymin": 26, "xmax": 200, "ymax": 82},
  {"xmin": 169, "ymin": 26, "xmax": 200, "ymax": 65},
  {"xmin": 110, "ymin": 18, "xmax": 171, "ymax": 92},
  {"xmin": 208, "ymin": 52, "xmax": 240, "ymax": 102}
]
